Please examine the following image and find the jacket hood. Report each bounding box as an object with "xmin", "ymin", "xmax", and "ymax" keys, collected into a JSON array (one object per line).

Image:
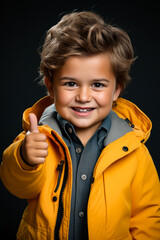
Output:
[
  {"xmin": 22, "ymin": 96, "xmax": 152, "ymax": 145},
  {"xmin": 112, "ymin": 98, "xmax": 152, "ymax": 143}
]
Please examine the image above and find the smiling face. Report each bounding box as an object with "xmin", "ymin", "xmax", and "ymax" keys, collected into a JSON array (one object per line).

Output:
[{"xmin": 45, "ymin": 53, "xmax": 121, "ymax": 140}]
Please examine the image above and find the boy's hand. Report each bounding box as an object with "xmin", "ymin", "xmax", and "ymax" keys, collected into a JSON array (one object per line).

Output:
[{"xmin": 21, "ymin": 113, "xmax": 48, "ymax": 166}]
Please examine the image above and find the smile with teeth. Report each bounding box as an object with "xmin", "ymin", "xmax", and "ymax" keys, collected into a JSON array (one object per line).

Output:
[{"xmin": 72, "ymin": 107, "xmax": 94, "ymax": 112}]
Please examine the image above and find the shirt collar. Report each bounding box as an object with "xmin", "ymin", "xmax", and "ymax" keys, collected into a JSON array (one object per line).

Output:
[
  {"xmin": 97, "ymin": 113, "xmax": 111, "ymax": 148},
  {"xmin": 55, "ymin": 111, "xmax": 111, "ymax": 148},
  {"xmin": 56, "ymin": 113, "xmax": 74, "ymax": 146},
  {"xmin": 98, "ymin": 112, "xmax": 111, "ymax": 132}
]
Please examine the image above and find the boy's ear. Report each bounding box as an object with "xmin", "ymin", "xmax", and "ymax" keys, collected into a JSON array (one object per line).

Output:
[
  {"xmin": 44, "ymin": 77, "xmax": 54, "ymax": 99},
  {"xmin": 113, "ymin": 84, "xmax": 122, "ymax": 101}
]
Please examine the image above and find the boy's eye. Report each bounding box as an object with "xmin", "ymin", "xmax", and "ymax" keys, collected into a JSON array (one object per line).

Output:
[
  {"xmin": 65, "ymin": 82, "xmax": 77, "ymax": 87},
  {"xmin": 92, "ymin": 82, "xmax": 104, "ymax": 88}
]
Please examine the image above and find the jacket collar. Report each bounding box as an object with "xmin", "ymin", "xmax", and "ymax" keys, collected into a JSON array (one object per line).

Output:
[{"xmin": 22, "ymin": 96, "xmax": 152, "ymax": 145}]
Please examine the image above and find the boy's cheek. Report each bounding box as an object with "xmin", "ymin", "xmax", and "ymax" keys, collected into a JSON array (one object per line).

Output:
[{"xmin": 54, "ymin": 89, "xmax": 74, "ymax": 105}]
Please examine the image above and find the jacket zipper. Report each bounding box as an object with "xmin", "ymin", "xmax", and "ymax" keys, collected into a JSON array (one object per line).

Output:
[
  {"xmin": 51, "ymin": 132, "xmax": 69, "ymax": 240},
  {"xmin": 54, "ymin": 160, "xmax": 64, "ymax": 193}
]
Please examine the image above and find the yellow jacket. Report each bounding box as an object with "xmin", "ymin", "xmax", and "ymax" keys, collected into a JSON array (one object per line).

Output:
[{"xmin": 1, "ymin": 96, "xmax": 160, "ymax": 240}]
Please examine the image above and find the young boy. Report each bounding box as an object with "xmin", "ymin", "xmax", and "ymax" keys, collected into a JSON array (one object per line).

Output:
[{"xmin": 0, "ymin": 11, "xmax": 160, "ymax": 240}]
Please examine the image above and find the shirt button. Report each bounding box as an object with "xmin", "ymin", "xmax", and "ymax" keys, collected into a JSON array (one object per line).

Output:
[
  {"xmin": 76, "ymin": 147, "xmax": 82, "ymax": 153},
  {"xmin": 68, "ymin": 127, "xmax": 72, "ymax": 134},
  {"xmin": 79, "ymin": 211, "xmax": 84, "ymax": 218},
  {"xmin": 81, "ymin": 174, "xmax": 87, "ymax": 180}
]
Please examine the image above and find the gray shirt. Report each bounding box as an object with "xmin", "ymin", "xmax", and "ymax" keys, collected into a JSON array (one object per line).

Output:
[{"xmin": 56, "ymin": 113, "xmax": 111, "ymax": 240}]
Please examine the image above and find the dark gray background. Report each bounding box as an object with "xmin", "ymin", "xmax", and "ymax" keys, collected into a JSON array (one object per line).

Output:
[{"xmin": 0, "ymin": 0, "xmax": 160, "ymax": 238}]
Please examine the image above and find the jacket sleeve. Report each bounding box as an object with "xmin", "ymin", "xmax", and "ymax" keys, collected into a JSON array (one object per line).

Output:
[
  {"xmin": 0, "ymin": 131, "xmax": 46, "ymax": 199},
  {"xmin": 130, "ymin": 144, "xmax": 160, "ymax": 239}
]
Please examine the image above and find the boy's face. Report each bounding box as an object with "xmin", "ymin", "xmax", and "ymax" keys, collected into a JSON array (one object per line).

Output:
[{"xmin": 45, "ymin": 53, "xmax": 121, "ymax": 136}]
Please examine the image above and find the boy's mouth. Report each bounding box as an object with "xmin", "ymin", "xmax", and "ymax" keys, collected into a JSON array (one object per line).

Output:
[{"xmin": 72, "ymin": 107, "xmax": 94, "ymax": 113}]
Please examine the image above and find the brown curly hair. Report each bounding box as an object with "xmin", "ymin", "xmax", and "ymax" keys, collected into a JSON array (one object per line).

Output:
[{"xmin": 39, "ymin": 11, "xmax": 136, "ymax": 94}]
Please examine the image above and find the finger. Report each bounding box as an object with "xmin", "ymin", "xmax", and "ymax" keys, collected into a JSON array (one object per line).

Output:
[
  {"xmin": 34, "ymin": 157, "xmax": 46, "ymax": 164},
  {"xmin": 30, "ymin": 142, "xmax": 48, "ymax": 150},
  {"xmin": 35, "ymin": 150, "xmax": 48, "ymax": 158},
  {"xmin": 29, "ymin": 113, "xmax": 39, "ymax": 133},
  {"xmin": 28, "ymin": 157, "xmax": 46, "ymax": 165},
  {"xmin": 26, "ymin": 149, "xmax": 48, "ymax": 163},
  {"xmin": 26, "ymin": 133, "xmax": 47, "ymax": 142}
]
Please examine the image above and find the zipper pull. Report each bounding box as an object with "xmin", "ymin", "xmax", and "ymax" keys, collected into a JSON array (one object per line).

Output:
[
  {"xmin": 54, "ymin": 161, "xmax": 64, "ymax": 193},
  {"xmin": 56, "ymin": 160, "xmax": 64, "ymax": 171},
  {"xmin": 125, "ymin": 118, "xmax": 135, "ymax": 128}
]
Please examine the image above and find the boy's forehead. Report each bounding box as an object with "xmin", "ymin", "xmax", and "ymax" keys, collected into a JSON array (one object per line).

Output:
[
  {"xmin": 60, "ymin": 53, "xmax": 112, "ymax": 69},
  {"xmin": 53, "ymin": 53, "xmax": 116, "ymax": 82}
]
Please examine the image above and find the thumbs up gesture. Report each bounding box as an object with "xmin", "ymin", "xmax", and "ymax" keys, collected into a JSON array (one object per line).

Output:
[{"xmin": 21, "ymin": 113, "xmax": 48, "ymax": 166}]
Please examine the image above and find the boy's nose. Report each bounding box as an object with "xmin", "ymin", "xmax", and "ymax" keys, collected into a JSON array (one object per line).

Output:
[{"xmin": 75, "ymin": 87, "xmax": 92, "ymax": 102}]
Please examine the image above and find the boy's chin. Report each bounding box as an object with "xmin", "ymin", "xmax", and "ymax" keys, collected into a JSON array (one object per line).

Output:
[{"xmin": 73, "ymin": 121, "xmax": 102, "ymax": 132}]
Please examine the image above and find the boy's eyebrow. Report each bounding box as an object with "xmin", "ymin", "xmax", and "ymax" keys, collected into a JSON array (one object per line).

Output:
[
  {"xmin": 59, "ymin": 76, "xmax": 110, "ymax": 82},
  {"xmin": 92, "ymin": 78, "xmax": 110, "ymax": 82},
  {"xmin": 59, "ymin": 77, "xmax": 77, "ymax": 81}
]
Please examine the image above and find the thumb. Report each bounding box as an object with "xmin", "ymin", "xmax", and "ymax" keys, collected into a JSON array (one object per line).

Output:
[{"xmin": 29, "ymin": 113, "xmax": 39, "ymax": 133}]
